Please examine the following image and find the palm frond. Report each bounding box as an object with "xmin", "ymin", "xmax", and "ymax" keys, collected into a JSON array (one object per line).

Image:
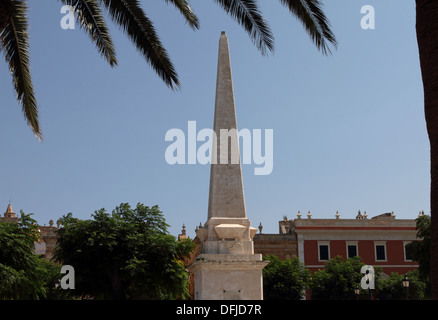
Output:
[
  {"xmin": 60, "ymin": 0, "xmax": 118, "ymax": 66},
  {"xmin": 163, "ymin": 0, "xmax": 199, "ymax": 30},
  {"xmin": 213, "ymin": 0, "xmax": 274, "ymax": 55},
  {"xmin": 279, "ymin": 0, "xmax": 337, "ymax": 55},
  {"xmin": 100, "ymin": 0, "xmax": 180, "ymax": 89},
  {"xmin": 0, "ymin": 0, "xmax": 13, "ymax": 31},
  {"xmin": 0, "ymin": 0, "xmax": 41, "ymax": 140}
]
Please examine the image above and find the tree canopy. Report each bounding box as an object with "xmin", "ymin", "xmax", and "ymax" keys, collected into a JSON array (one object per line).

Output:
[
  {"xmin": 0, "ymin": 211, "xmax": 61, "ymax": 299},
  {"xmin": 378, "ymin": 271, "xmax": 426, "ymax": 300},
  {"xmin": 309, "ymin": 256, "xmax": 366, "ymax": 300},
  {"xmin": 262, "ymin": 254, "xmax": 311, "ymax": 300},
  {"xmin": 406, "ymin": 214, "xmax": 431, "ymax": 295},
  {"xmin": 53, "ymin": 202, "xmax": 196, "ymax": 300}
]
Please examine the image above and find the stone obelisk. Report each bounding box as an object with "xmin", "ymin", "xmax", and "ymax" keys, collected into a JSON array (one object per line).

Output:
[{"xmin": 188, "ymin": 32, "xmax": 268, "ymax": 300}]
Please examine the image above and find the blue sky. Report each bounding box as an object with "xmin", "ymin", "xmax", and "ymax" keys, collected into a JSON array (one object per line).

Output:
[{"xmin": 0, "ymin": 0, "xmax": 428, "ymax": 238}]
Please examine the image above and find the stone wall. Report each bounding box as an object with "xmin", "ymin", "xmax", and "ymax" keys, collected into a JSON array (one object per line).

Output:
[{"xmin": 253, "ymin": 234, "xmax": 297, "ymax": 260}]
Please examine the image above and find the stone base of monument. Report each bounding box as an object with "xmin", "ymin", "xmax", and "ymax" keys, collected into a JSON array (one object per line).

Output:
[
  {"xmin": 188, "ymin": 253, "xmax": 269, "ymax": 300},
  {"xmin": 189, "ymin": 217, "xmax": 269, "ymax": 300}
]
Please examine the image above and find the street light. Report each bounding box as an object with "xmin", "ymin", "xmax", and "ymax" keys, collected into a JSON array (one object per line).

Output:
[
  {"xmin": 402, "ymin": 274, "xmax": 409, "ymax": 300},
  {"xmin": 354, "ymin": 284, "xmax": 360, "ymax": 300}
]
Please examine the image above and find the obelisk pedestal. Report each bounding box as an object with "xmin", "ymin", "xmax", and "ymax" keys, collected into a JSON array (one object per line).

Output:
[{"xmin": 188, "ymin": 32, "xmax": 268, "ymax": 300}]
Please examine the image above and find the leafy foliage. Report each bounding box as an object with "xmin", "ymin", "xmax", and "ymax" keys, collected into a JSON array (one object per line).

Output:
[
  {"xmin": 306, "ymin": 255, "xmax": 428, "ymax": 300},
  {"xmin": 0, "ymin": 0, "xmax": 40, "ymax": 139},
  {"xmin": 261, "ymin": 254, "xmax": 430, "ymax": 300},
  {"xmin": 53, "ymin": 202, "xmax": 196, "ymax": 299},
  {"xmin": 405, "ymin": 214, "xmax": 431, "ymax": 295},
  {"xmin": 309, "ymin": 256, "xmax": 366, "ymax": 300},
  {"xmin": 377, "ymin": 270, "xmax": 426, "ymax": 300},
  {"xmin": 262, "ymin": 255, "xmax": 311, "ymax": 300},
  {"xmin": 279, "ymin": 0, "xmax": 337, "ymax": 55},
  {"xmin": 406, "ymin": 214, "xmax": 430, "ymax": 278},
  {"xmin": 61, "ymin": 0, "xmax": 118, "ymax": 67},
  {"xmin": 0, "ymin": 212, "xmax": 51, "ymax": 299},
  {"xmin": 0, "ymin": 0, "xmax": 336, "ymax": 139},
  {"xmin": 213, "ymin": 0, "xmax": 274, "ymax": 55}
]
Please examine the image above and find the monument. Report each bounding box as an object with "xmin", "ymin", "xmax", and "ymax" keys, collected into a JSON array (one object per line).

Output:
[{"xmin": 188, "ymin": 32, "xmax": 268, "ymax": 300}]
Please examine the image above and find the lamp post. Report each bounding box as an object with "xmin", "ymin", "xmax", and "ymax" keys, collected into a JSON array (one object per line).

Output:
[
  {"xmin": 354, "ymin": 284, "xmax": 360, "ymax": 300},
  {"xmin": 402, "ymin": 274, "xmax": 409, "ymax": 300}
]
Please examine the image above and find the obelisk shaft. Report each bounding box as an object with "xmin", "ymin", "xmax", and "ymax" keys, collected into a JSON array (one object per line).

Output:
[{"xmin": 207, "ymin": 31, "xmax": 246, "ymax": 220}]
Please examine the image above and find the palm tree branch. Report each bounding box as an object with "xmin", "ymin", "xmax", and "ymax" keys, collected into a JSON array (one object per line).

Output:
[
  {"xmin": 60, "ymin": 0, "xmax": 118, "ymax": 66},
  {"xmin": 213, "ymin": 0, "xmax": 274, "ymax": 55},
  {"xmin": 279, "ymin": 0, "xmax": 337, "ymax": 55},
  {"xmin": 100, "ymin": 0, "xmax": 180, "ymax": 89},
  {"xmin": 0, "ymin": 0, "xmax": 41, "ymax": 140},
  {"xmin": 163, "ymin": 0, "xmax": 199, "ymax": 30}
]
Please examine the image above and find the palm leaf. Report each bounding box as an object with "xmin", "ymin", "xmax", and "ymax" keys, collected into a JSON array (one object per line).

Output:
[
  {"xmin": 0, "ymin": 0, "xmax": 41, "ymax": 140},
  {"xmin": 100, "ymin": 0, "xmax": 180, "ymax": 89},
  {"xmin": 213, "ymin": 0, "xmax": 274, "ymax": 55},
  {"xmin": 60, "ymin": 0, "xmax": 118, "ymax": 66},
  {"xmin": 163, "ymin": 0, "xmax": 199, "ymax": 30},
  {"xmin": 279, "ymin": 0, "xmax": 337, "ymax": 55}
]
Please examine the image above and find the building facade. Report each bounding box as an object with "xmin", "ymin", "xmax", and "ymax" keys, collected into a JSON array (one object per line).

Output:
[
  {"xmin": 0, "ymin": 204, "xmax": 19, "ymax": 224},
  {"xmin": 254, "ymin": 211, "xmax": 420, "ymax": 277},
  {"xmin": 253, "ymin": 222, "xmax": 297, "ymax": 260},
  {"xmin": 0, "ymin": 203, "xmax": 60, "ymax": 261}
]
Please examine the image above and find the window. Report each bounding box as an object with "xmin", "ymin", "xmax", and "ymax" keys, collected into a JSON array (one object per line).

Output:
[
  {"xmin": 374, "ymin": 242, "xmax": 387, "ymax": 261},
  {"xmin": 318, "ymin": 242, "xmax": 330, "ymax": 261},
  {"xmin": 375, "ymin": 246, "xmax": 386, "ymax": 260},
  {"xmin": 319, "ymin": 245, "xmax": 329, "ymax": 261},
  {"xmin": 346, "ymin": 241, "xmax": 358, "ymax": 258},
  {"xmin": 404, "ymin": 241, "xmax": 413, "ymax": 261},
  {"xmin": 347, "ymin": 245, "xmax": 358, "ymax": 258}
]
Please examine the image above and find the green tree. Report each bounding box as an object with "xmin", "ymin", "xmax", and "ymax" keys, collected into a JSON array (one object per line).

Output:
[
  {"xmin": 36, "ymin": 258, "xmax": 80, "ymax": 300},
  {"xmin": 406, "ymin": 214, "xmax": 431, "ymax": 296},
  {"xmin": 262, "ymin": 255, "xmax": 311, "ymax": 300},
  {"xmin": 53, "ymin": 202, "xmax": 196, "ymax": 300},
  {"xmin": 377, "ymin": 271, "xmax": 426, "ymax": 300},
  {"xmin": 309, "ymin": 256, "xmax": 366, "ymax": 300},
  {"xmin": 0, "ymin": 211, "xmax": 47, "ymax": 299},
  {"xmin": 0, "ymin": 0, "xmax": 336, "ymax": 140},
  {"xmin": 407, "ymin": 214, "xmax": 431, "ymax": 278}
]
